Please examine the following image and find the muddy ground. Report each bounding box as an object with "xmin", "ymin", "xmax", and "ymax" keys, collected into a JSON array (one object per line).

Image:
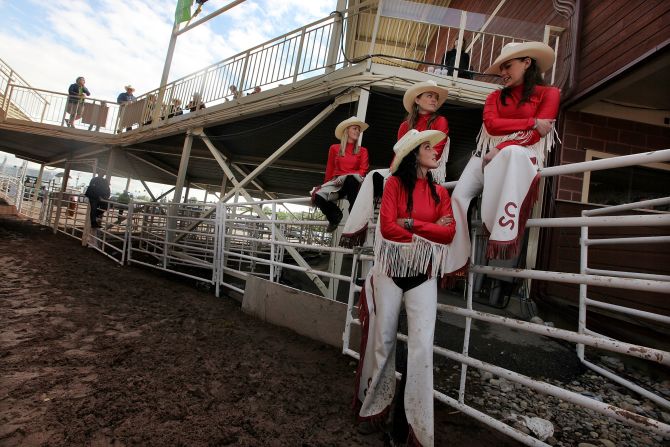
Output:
[{"xmin": 0, "ymin": 216, "xmax": 520, "ymax": 447}]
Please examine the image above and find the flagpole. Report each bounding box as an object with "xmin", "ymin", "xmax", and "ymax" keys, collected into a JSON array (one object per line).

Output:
[
  {"xmin": 154, "ymin": 21, "xmax": 180, "ymax": 125},
  {"xmin": 176, "ymin": 0, "xmax": 247, "ymax": 36},
  {"xmin": 154, "ymin": 0, "xmax": 247, "ymax": 124}
]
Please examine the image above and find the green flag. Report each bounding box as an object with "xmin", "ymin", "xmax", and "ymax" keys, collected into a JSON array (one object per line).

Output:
[{"xmin": 175, "ymin": 0, "xmax": 194, "ymax": 24}]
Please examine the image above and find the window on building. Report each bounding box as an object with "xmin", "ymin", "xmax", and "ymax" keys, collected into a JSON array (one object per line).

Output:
[{"xmin": 582, "ymin": 150, "xmax": 670, "ymax": 211}]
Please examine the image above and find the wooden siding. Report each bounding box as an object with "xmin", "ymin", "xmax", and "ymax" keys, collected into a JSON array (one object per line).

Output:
[{"xmin": 576, "ymin": 0, "xmax": 670, "ymax": 95}]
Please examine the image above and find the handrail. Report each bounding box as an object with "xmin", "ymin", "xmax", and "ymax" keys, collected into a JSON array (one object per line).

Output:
[
  {"xmin": 0, "ymin": 60, "xmax": 50, "ymax": 107},
  {"xmin": 5, "ymin": 84, "xmax": 113, "ymax": 105},
  {"xmin": 154, "ymin": 0, "xmax": 375, "ymax": 91},
  {"xmin": 3, "ymin": 83, "xmax": 122, "ymax": 133},
  {"xmin": 0, "ymin": 57, "xmax": 36, "ymax": 88}
]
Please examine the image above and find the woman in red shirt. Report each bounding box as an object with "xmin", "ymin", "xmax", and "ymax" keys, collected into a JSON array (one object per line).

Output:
[
  {"xmin": 311, "ymin": 116, "xmax": 370, "ymax": 232},
  {"xmin": 445, "ymin": 41, "xmax": 560, "ymax": 274},
  {"xmin": 354, "ymin": 129, "xmax": 456, "ymax": 447},
  {"xmin": 397, "ymin": 80, "xmax": 450, "ymax": 183}
]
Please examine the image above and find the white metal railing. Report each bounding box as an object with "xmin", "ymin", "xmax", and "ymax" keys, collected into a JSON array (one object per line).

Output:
[
  {"xmin": 367, "ymin": 1, "xmax": 563, "ymax": 84},
  {"xmin": 88, "ymin": 199, "xmax": 131, "ymax": 264},
  {"xmin": 2, "ymin": 149, "xmax": 668, "ymax": 444},
  {"xmin": 137, "ymin": 9, "xmax": 354, "ymax": 127},
  {"xmin": 111, "ymin": 195, "xmax": 343, "ymax": 298},
  {"xmin": 0, "ymin": 175, "xmax": 20, "ymax": 206},
  {"xmin": 0, "ymin": 2, "xmax": 565, "ymax": 135},
  {"xmin": 340, "ymin": 148, "xmax": 670, "ymax": 445},
  {"xmin": 1, "ymin": 85, "xmax": 121, "ymax": 133},
  {"xmin": 126, "ymin": 201, "xmax": 220, "ymax": 287},
  {"xmin": 218, "ymin": 198, "xmax": 348, "ymax": 298},
  {"xmin": 0, "ymin": 57, "xmax": 48, "ymax": 121},
  {"xmin": 579, "ymin": 196, "xmax": 670, "ymax": 410},
  {"xmin": 32, "ymin": 190, "xmax": 128, "ymax": 264},
  {"xmin": 50, "ymin": 192, "xmax": 89, "ymax": 240},
  {"xmin": 0, "ymin": 175, "xmax": 61, "ymax": 223}
]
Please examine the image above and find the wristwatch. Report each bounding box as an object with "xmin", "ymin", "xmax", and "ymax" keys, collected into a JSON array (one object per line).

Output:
[{"xmin": 404, "ymin": 218, "xmax": 414, "ymax": 230}]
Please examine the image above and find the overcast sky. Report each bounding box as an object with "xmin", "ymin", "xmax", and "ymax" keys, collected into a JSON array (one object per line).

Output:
[
  {"xmin": 1, "ymin": 0, "xmax": 336, "ymax": 99},
  {"xmin": 1, "ymin": 0, "xmax": 335, "ymax": 197}
]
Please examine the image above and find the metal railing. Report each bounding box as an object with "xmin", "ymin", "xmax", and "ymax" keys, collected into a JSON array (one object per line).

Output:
[
  {"xmin": 3, "ymin": 149, "xmax": 668, "ymax": 444},
  {"xmin": 49, "ymin": 192, "xmax": 89, "ymax": 240},
  {"xmin": 0, "ymin": 2, "xmax": 564, "ymax": 135},
  {"xmin": 0, "ymin": 175, "xmax": 20, "ymax": 206},
  {"xmin": 127, "ymin": 201, "xmax": 221, "ymax": 288},
  {"xmin": 0, "ymin": 175, "xmax": 57, "ymax": 222},
  {"xmin": 138, "ymin": 9, "xmax": 353, "ymax": 126},
  {"xmin": 1, "ymin": 85, "xmax": 121, "ymax": 133},
  {"xmin": 366, "ymin": 1, "xmax": 563, "ymax": 84},
  {"xmin": 0, "ymin": 57, "xmax": 48, "ymax": 121},
  {"xmin": 218, "ymin": 197, "xmax": 348, "ymax": 297},
  {"xmin": 339, "ymin": 148, "xmax": 670, "ymax": 445},
  {"xmin": 578, "ymin": 197, "xmax": 670, "ymax": 409}
]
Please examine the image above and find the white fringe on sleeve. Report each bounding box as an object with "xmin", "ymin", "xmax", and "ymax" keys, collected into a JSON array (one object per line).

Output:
[{"xmin": 429, "ymin": 138, "xmax": 450, "ymax": 184}]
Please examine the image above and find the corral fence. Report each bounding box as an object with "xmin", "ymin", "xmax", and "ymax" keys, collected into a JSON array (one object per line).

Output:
[{"xmin": 2, "ymin": 154, "xmax": 668, "ymax": 443}]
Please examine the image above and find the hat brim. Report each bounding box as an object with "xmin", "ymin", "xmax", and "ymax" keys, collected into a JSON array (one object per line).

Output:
[
  {"xmin": 335, "ymin": 119, "xmax": 369, "ymax": 139},
  {"xmin": 390, "ymin": 130, "xmax": 446, "ymax": 174},
  {"xmin": 484, "ymin": 42, "xmax": 555, "ymax": 75},
  {"xmin": 403, "ymin": 85, "xmax": 449, "ymax": 113}
]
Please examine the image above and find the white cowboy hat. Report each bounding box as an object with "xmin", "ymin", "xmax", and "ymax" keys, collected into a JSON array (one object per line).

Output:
[
  {"xmin": 334, "ymin": 116, "xmax": 369, "ymax": 139},
  {"xmin": 402, "ymin": 80, "xmax": 449, "ymax": 113},
  {"xmin": 484, "ymin": 41, "xmax": 555, "ymax": 75},
  {"xmin": 390, "ymin": 129, "xmax": 446, "ymax": 174},
  {"xmin": 124, "ymin": 85, "xmax": 135, "ymax": 91}
]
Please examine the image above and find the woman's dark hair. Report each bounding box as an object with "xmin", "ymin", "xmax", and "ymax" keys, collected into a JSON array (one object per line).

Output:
[
  {"xmin": 393, "ymin": 146, "xmax": 441, "ymax": 214},
  {"xmin": 500, "ymin": 57, "xmax": 545, "ymax": 106}
]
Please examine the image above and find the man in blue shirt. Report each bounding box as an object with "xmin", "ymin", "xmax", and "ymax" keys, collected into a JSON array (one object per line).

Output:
[
  {"xmin": 117, "ymin": 85, "xmax": 136, "ymax": 131},
  {"xmin": 117, "ymin": 85, "xmax": 135, "ymax": 104}
]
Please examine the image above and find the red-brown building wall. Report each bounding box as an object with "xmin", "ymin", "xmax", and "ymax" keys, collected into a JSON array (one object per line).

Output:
[
  {"xmin": 536, "ymin": 111, "xmax": 670, "ymax": 324},
  {"xmin": 575, "ymin": 0, "xmax": 670, "ymax": 96},
  {"xmin": 556, "ymin": 111, "xmax": 670, "ymax": 201}
]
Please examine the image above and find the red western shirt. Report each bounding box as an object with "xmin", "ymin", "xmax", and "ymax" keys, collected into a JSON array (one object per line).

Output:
[
  {"xmin": 397, "ymin": 114, "xmax": 449, "ymax": 159},
  {"xmin": 483, "ymin": 84, "xmax": 560, "ymax": 150},
  {"xmin": 324, "ymin": 143, "xmax": 369, "ymax": 183},
  {"xmin": 380, "ymin": 176, "xmax": 456, "ymax": 244}
]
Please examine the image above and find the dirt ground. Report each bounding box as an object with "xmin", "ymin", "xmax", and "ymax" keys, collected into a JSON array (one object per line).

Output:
[{"xmin": 0, "ymin": 216, "xmax": 520, "ymax": 447}]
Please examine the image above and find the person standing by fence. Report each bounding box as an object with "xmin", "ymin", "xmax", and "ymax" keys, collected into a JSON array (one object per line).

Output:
[
  {"xmin": 66, "ymin": 76, "xmax": 90, "ymax": 127},
  {"xmin": 117, "ymin": 85, "xmax": 136, "ymax": 131},
  {"xmin": 85, "ymin": 173, "xmax": 110, "ymax": 229},
  {"xmin": 354, "ymin": 129, "xmax": 456, "ymax": 446}
]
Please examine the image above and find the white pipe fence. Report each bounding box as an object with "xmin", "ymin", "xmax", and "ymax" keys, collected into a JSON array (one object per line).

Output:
[
  {"xmin": 338, "ymin": 148, "xmax": 670, "ymax": 444},
  {"xmin": 578, "ymin": 196, "xmax": 670, "ymax": 410},
  {"xmin": 2, "ymin": 150, "xmax": 669, "ymax": 443}
]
